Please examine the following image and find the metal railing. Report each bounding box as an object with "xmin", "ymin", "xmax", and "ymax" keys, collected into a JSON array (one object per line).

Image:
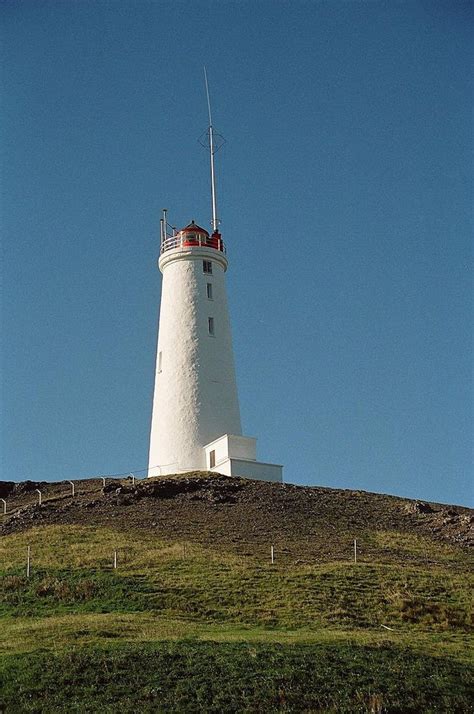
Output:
[{"xmin": 160, "ymin": 233, "xmax": 226, "ymax": 255}]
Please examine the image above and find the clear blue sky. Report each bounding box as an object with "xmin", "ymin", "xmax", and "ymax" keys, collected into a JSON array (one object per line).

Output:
[{"xmin": 1, "ymin": 0, "xmax": 472, "ymax": 506}]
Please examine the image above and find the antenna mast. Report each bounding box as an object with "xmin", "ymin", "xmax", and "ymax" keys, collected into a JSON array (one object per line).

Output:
[{"xmin": 204, "ymin": 67, "xmax": 219, "ymax": 233}]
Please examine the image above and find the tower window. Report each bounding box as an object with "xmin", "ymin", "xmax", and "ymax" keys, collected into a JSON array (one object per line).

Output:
[
  {"xmin": 209, "ymin": 450, "xmax": 216, "ymax": 468},
  {"xmin": 158, "ymin": 351, "xmax": 162, "ymax": 373},
  {"xmin": 206, "ymin": 283, "xmax": 213, "ymax": 300},
  {"xmin": 208, "ymin": 317, "xmax": 215, "ymax": 336},
  {"xmin": 203, "ymin": 260, "xmax": 212, "ymax": 274}
]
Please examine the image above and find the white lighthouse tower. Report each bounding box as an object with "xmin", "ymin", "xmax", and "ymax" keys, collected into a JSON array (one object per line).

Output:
[{"xmin": 148, "ymin": 76, "xmax": 282, "ymax": 482}]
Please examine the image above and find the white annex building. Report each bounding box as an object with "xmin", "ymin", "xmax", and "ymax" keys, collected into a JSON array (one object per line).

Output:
[{"xmin": 148, "ymin": 76, "xmax": 282, "ymax": 483}]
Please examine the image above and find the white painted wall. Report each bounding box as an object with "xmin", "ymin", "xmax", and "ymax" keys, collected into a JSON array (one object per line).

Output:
[
  {"xmin": 227, "ymin": 435, "xmax": 257, "ymax": 460},
  {"xmin": 212, "ymin": 458, "xmax": 283, "ymax": 482},
  {"xmin": 204, "ymin": 434, "xmax": 257, "ymax": 469},
  {"xmin": 148, "ymin": 246, "xmax": 242, "ymax": 476}
]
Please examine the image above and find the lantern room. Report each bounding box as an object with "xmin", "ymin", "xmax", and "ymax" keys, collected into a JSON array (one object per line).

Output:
[{"xmin": 160, "ymin": 219, "xmax": 225, "ymax": 255}]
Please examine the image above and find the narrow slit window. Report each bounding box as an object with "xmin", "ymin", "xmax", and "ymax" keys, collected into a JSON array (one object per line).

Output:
[
  {"xmin": 158, "ymin": 351, "xmax": 162, "ymax": 373},
  {"xmin": 208, "ymin": 317, "xmax": 215, "ymax": 336},
  {"xmin": 209, "ymin": 450, "xmax": 216, "ymax": 468},
  {"xmin": 206, "ymin": 283, "xmax": 213, "ymax": 300},
  {"xmin": 203, "ymin": 260, "xmax": 212, "ymax": 274}
]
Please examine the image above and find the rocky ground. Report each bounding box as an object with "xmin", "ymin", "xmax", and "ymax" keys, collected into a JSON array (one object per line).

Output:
[{"xmin": 1, "ymin": 474, "xmax": 472, "ymax": 566}]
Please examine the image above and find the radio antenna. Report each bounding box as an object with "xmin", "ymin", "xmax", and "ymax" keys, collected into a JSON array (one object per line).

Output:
[
  {"xmin": 204, "ymin": 65, "xmax": 213, "ymax": 127},
  {"xmin": 202, "ymin": 67, "xmax": 224, "ymax": 233}
]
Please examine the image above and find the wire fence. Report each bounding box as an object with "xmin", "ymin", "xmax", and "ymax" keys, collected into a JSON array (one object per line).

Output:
[{"xmin": 2, "ymin": 536, "xmax": 366, "ymax": 580}]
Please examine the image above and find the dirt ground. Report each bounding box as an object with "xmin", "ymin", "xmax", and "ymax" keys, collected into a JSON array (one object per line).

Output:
[{"xmin": 1, "ymin": 474, "xmax": 472, "ymax": 565}]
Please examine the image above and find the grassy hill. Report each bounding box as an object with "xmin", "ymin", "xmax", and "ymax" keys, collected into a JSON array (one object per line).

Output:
[{"xmin": 1, "ymin": 473, "xmax": 473, "ymax": 712}]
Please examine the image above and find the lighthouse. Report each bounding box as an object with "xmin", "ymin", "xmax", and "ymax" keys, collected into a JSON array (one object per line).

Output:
[{"xmin": 148, "ymin": 76, "xmax": 282, "ymax": 482}]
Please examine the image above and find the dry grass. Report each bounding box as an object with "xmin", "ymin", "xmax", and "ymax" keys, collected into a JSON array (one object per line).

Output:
[{"xmin": 2, "ymin": 611, "xmax": 473, "ymax": 664}]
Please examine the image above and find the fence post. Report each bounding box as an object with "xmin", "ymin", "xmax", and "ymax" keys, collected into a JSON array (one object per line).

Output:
[
  {"xmin": 271, "ymin": 545, "xmax": 274, "ymax": 564},
  {"xmin": 35, "ymin": 489, "xmax": 42, "ymax": 505},
  {"xmin": 27, "ymin": 545, "xmax": 31, "ymax": 578},
  {"xmin": 0, "ymin": 498, "xmax": 6, "ymax": 515},
  {"xmin": 129, "ymin": 473, "xmax": 135, "ymax": 486},
  {"xmin": 68, "ymin": 480, "xmax": 75, "ymax": 497},
  {"xmin": 101, "ymin": 477, "xmax": 106, "ymax": 487},
  {"xmin": 113, "ymin": 550, "xmax": 117, "ymax": 569}
]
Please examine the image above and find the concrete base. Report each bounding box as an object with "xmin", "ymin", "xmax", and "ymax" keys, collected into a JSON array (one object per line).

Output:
[
  {"xmin": 148, "ymin": 432, "xmax": 283, "ymax": 483},
  {"xmin": 203, "ymin": 433, "xmax": 283, "ymax": 483},
  {"xmin": 211, "ymin": 457, "xmax": 282, "ymax": 482}
]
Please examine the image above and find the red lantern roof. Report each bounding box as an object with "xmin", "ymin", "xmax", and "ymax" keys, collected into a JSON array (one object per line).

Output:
[{"xmin": 180, "ymin": 221, "xmax": 209, "ymax": 236}]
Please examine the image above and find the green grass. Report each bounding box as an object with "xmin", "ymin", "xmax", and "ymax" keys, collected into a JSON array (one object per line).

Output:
[
  {"xmin": 1, "ymin": 524, "xmax": 473, "ymax": 712},
  {"xmin": 1, "ymin": 641, "xmax": 472, "ymax": 713},
  {"xmin": 2, "ymin": 612, "xmax": 473, "ymax": 664},
  {"xmin": 2, "ymin": 524, "xmax": 471, "ymax": 571},
  {"xmin": 2, "ymin": 540, "xmax": 471, "ymax": 631},
  {"xmin": 1, "ymin": 569, "xmax": 153, "ymax": 617}
]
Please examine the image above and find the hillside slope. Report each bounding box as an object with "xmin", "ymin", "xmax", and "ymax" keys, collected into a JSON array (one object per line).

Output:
[
  {"xmin": 1, "ymin": 473, "xmax": 472, "ymax": 561},
  {"xmin": 1, "ymin": 473, "xmax": 473, "ymax": 713}
]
